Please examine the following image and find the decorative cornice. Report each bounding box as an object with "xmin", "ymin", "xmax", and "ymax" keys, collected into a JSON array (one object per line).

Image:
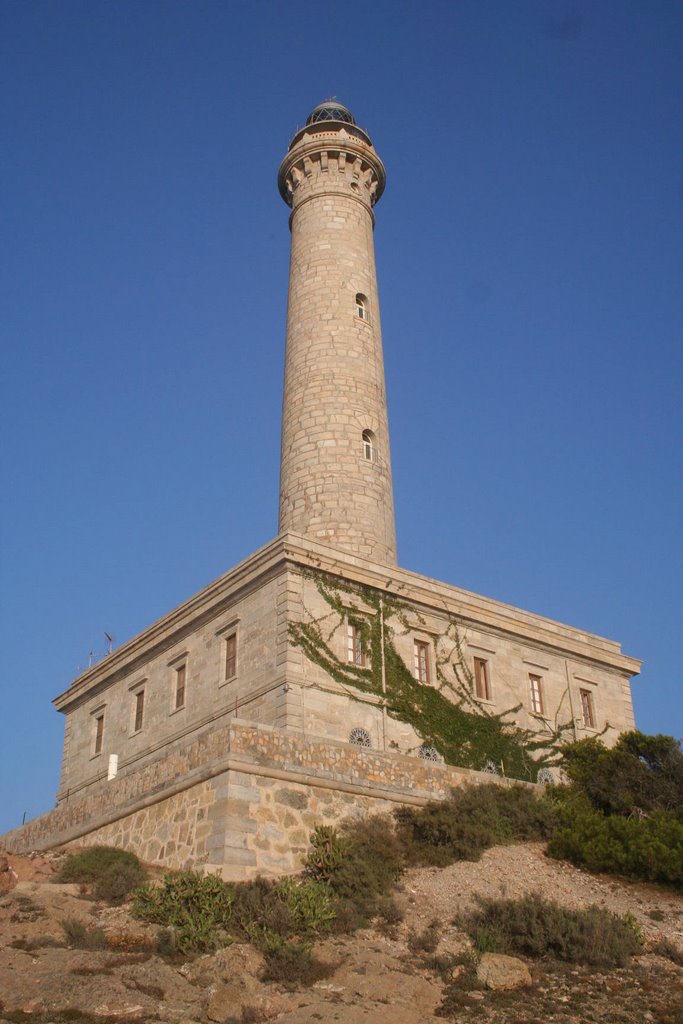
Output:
[
  {"xmin": 53, "ymin": 532, "xmax": 641, "ymax": 715},
  {"xmin": 278, "ymin": 132, "xmax": 386, "ymax": 208}
]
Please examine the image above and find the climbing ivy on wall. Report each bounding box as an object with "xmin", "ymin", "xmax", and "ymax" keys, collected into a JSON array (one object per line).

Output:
[{"xmin": 289, "ymin": 571, "xmax": 575, "ymax": 782}]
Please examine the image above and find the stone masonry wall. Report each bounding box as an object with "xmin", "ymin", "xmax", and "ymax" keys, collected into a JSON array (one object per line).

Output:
[
  {"xmin": 289, "ymin": 568, "xmax": 636, "ymax": 754},
  {"xmin": 278, "ymin": 127, "xmax": 397, "ymax": 565},
  {"xmin": 2, "ymin": 721, "xmax": 484, "ymax": 879},
  {"xmin": 57, "ymin": 571, "xmax": 284, "ymax": 800},
  {"xmin": 64, "ymin": 780, "xmax": 217, "ymax": 870}
]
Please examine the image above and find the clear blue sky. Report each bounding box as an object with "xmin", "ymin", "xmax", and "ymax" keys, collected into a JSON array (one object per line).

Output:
[{"xmin": 1, "ymin": 0, "xmax": 681, "ymax": 834}]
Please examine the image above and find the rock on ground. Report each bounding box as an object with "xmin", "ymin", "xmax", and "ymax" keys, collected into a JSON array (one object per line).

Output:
[{"xmin": 477, "ymin": 952, "xmax": 532, "ymax": 990}]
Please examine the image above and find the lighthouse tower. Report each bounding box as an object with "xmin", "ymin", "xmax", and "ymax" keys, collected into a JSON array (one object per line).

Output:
[
  {"xmin": 278, "ymin": 101, "xmax": 397, "ymax": 566},
  {"xmin": 6, "ymin": 99, "xmax": 639, "ymax": 882}
]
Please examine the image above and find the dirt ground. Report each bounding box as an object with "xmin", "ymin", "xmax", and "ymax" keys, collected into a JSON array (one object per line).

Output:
[{"xmin": 0, "ymin": 844, "xmax": 681, "ymax": 1024}]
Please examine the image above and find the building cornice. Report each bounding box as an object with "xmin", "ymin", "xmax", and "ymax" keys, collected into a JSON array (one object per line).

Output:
[
  {"xmin": 278, "ymin": 535, "xmax": 642, "ymax": 678},
  {"xmin": 54, "ymin": 533, "xmax": 640, "ymax": 714},
  {"xmin": 53, "ymin": 535, "xmax": 291, "ymax": 712}
]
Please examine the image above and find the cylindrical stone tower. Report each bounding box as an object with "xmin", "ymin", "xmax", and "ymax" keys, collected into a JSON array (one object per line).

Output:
[{"xmin": 278, "ymin": 100, "xmax": 397, "ymax": 566}]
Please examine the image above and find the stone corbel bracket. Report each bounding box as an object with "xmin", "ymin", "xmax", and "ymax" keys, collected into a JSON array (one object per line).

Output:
[{"xmin": 278, "ymin": 130, "xmax": 386, "ymax": 212}]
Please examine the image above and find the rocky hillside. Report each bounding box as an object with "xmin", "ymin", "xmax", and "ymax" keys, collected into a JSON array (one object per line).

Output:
[{"xmin": 0, "ymin": 843, "xmax": 681, "ymax": 1024}]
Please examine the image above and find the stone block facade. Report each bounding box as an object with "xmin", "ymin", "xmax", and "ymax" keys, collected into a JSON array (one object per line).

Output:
[
  {"xmin": 3, "ymin": 719, "xmax": 480, "ymax": 879},
  {"xmin": 2, "ymin": 533, "xmax": 639, "ymax": 873},
  {"xmin": 1, "ymin": 105, "xmax": 642, "ymax": 876},
  {"xmin": 278, "ymin": 116, "xmax": 396, "ymax": 565}
]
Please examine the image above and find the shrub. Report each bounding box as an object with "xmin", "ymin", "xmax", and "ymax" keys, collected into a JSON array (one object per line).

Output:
[
  {"xmin": 230, "ymin": 875, "xmax": 335, "ymax": 942},
  {"xmin": 249, "ymin": 928, "xmax": 334, "ymax": 988},
  {"xmin": 60, "ymin": 918, "xmax": 107, "ymax": 950},
  {"xmin": 395, "ymin": 783, "xmax": 550, "ymax": 867},
  {"xmin": 9, "ymin": 935, "xmax": 64, "ymax": 951},
  {"xmin": 230, "ymin": 876, "xmax": 292, "ymax": 939},
  {"xmin": 408, "ymin": 919, "xmax": 441, "ymax": 954},
  {"xmin": 542, "ymin": 731, "xmax": 683, "ymax": 888},
  {"xmin": 546, "ymin": 798, "xmax": 683, "ymax": 889},
  {"xmin": 134, "ymin": 868, "xmax": 335, "ymax": 959},
  {"xmin": 560, "ymin": 732, "xmax": 683, "ymax": 818},
  {"xmin": 132, "ymin": 870, "xmax": 233, "ymax": 954},
  {"xmin": 458, "ymin": 894, "xmax": 643, "ymax": 967},
  {"xmin": 376, "ymin": 896, "xmax": 404, "ymax": 926},
  {"xmin": 650, "ymin": 938, "xmax": 683, "ymax": 966},
  {"xmin": 304, "ymin": 815, "xmax": 404, "ymax": 929},
  {"xmin": 56, "ymin": 845, "xmax": 147, "ymax": 904},
  {"xmin": 304, "ymin": 824, "xmax": 348, "ymax": 881},
  {"xmin": 271, "ymin": 876, "xmax": 336, "ymax": 935},
  {"xmin": 424, "ymin": 951, "xmax": 462, "ymax": 983}
]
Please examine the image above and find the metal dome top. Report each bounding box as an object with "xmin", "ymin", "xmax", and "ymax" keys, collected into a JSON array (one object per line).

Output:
[{"xmin": 306, "ymin": 100, "xmax": 356, "ymax": 126}]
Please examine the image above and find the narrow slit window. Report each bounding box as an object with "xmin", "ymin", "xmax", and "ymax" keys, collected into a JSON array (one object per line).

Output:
[
  {"xmin": 175, "ymin": 663, "xmax": 186, "ymax": 710},
  {"xmin": 347, "ymin": 622, "xmax": 366, "ymax": 667},
  {"xmin": 580, "ymin": 688, "xmax": 596, "ymax": 729},
  {"xmin": 413, "ymin": 639, "xmax": 430, "ymax": 684},
  {"xmin": 133, "ymin": 690, "xmax": 145, "ymax": 733},
  {"xmin": 474, "ymin": 657, "xmax": 491, "ymax": 700},
  {"xmin": 355, "ymin": 293, "xmax": 369, "ymax": 321},
  {"xmin": 225, "ymin": 633, "xmax": 237, "ymax": 680},
  {"xmin": 529, "ymin": 674, "xmax": 544, "ymax": 715},
  {"xmin": 94, "ymin": 714, "xmax": 104, "ymax": 755},
  {"xmin": 362, "ymin": 429, "xmax": 375, "ymax": 462}
]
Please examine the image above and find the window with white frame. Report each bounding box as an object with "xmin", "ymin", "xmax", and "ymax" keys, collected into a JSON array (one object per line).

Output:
[
  {"xmin": 362, "ymin": 429, "xmax": 375, "ymax": 462},
  {"xmin": 355, "ymin": 293, "xmax": 370, "ymax": 321},
  {"xmin": 413, "ymin": 639, "xmax": 430, "ymax": 684},
  {"xmin": 529, "ymin": 673, "xmax": 544, "ymax": 715}
]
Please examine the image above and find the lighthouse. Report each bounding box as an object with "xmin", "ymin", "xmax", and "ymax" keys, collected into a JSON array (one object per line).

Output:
[
  {"xmin": 278, "ymin": 101, "xmax": 397, "ymax": 566},
  {"xmin": 4, "ymin": 100, "xmax": 639, "ymax": 880}
]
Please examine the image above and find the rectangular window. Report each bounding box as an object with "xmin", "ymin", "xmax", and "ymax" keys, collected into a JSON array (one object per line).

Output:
[
  {"xmin": 134, "ymin": 689, "xmax": 145, "ymax": 733},
  {"xmin": 94, "ymin": 713, "xmax": 104, "ymax": 755},
  {"xmin": 580, "ymin": 688, "xmax": 596, "ymax": 729},
  {"xmin": 413, "ymin": 639, "xmax": 430, "ymax": 683},
  {"xmin": 529, "ymin": 674, "xmax": 544, "ymax": 715},
  {"xmin": 347, "ymin": 622, "xmax": 366, "ymax": 666},
  {"xmin": 224, "ymin": 633, "xmax": 237, "ymax": 680},
  {"xmin": 474, "ymin": 657, "xmax": 491, "ymax": 700},
  {"xmin": 174, "ymin": 663, "xmax": 186, "ymax": 710}
]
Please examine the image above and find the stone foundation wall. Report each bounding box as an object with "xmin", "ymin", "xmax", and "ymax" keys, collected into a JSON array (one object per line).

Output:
[
  {"xmin": 2, "ymin": 720, "xmax": 495, "ymax": 879},
  {"xmin": 64, "ymin": 779, "xmax": 217, "ymax": 870}
]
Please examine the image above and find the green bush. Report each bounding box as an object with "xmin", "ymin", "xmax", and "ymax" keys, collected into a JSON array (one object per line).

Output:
[
  {"xmin": 304, "ymin": 815, "xmax": 404, "ymax": 929},
  {"xmin": 9, "ymin": 935, "xmax": 64, "ymax": 951},
  {"xmin": 271, "ymin": 876, "xmax": 336, "ymax": 934},
  {"xmin": 230, "ymin": 875, "xmax": 336, "ymax": 943},
  {"xmin": 650, "ymin": 938, "xmax": 683, "ymax": 966},
  {"xmin": 459, "ymin": 894, "xmax": 643, "ymax": 966},
  {"xmin": 546, "ymin": 796, "xmax": 683, "ymax": 889},
  {"xmin": 56, "ymin": 845, "xmax": 147, "ymax": 904},
  {"xmin": 560, "ymin": 732, "xmax": 683, "ymax": 818},
  {"xmin": 60, "ymin": 918, "xmax": 107, "ymax": 950},
  {"xmin": 376, "ymin": 896, "xmax": 404, "ymax": 926},
  {"xmin": 395, "ymin": 783, "xmax": 551, "ymax": 867},
  {"xmin": 133, "ymin": 868, "xmax": 335, "ymax": 964},
  {"xmin": 303, "ymin": 824, "xmax": 348, "ymax": 880},
  {"xmin": 408, "ymin": 919, "xmax": 441, "ymax": 953},
  {"xmin": 254, "ymin": 929, "xmax": 334, "ymax": 988},
  {"xmin": 230, "ymin": 876, "xmax": 292, "ymax": 939},
  {"xmin": 132, "ymin": 870, "xmax": 234, "ymax": 954}
]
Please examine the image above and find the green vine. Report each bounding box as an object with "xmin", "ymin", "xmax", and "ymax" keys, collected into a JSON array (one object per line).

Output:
[{"xmin": 289, "ymin": 571, "xmax": 574, "ymax": 782}]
